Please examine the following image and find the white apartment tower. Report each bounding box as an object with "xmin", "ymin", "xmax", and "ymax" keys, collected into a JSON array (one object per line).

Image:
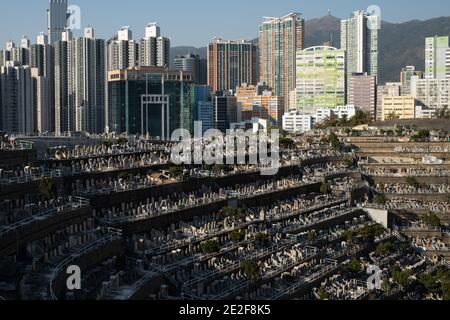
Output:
[
  {"xmin": 69, "ymin": 27, "xmax": 106, "ymax": 133},
  {"xmin": 140, "ymin": 23, "xmax": 170, "ymax": 67},
  {"xmin": 55, "ymin": 27, "xmax": 106, "ymax": 134},
  {"xmin": 341, "ymin": 10, "xmax": 379, "ymax": 82},
  {"xmin": 425, "ymin": 36, "xmax": 450, "ymax": 79},
  {"xmin": 107, "ymin": 27, "xmax": 139, "ymax": 71}
]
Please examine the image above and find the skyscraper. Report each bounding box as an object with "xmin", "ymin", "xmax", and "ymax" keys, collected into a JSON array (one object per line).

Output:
[
  {"xmin": 69, "ymin": 27, "xmax": 106, "ymax": 133},
  {"xmin": 341, "ymin": 10, "xmax": 379, "ymax": 82},
  {"xmin": 107, "ymin": 27, "xmax": 139, "ymax": 71},
  {"xmin": 174, "ymin": 53, "xmax": 206, "ymax": 84},
  {"xmin": 296, "ymin": 46, "xmax": 346, "ymax": 110},
  {"xmin": 55, "ymin": 27, "xmax": 106, "ymax": 134},
  {"xmin": 425, "ymin": 36, "xmax": 450, "ymax": 79},
  {"xmin": 207, "ymin": 38, "xmax": 257, "ymax": 93},
  {"xmin": 1, "ymin": 40, "xmax": 30, "ymax": 66},
  {"xmin": 32, "ymin": 67, "xmax": 51, "ymax": 133},
  {"xmin": 140, "ymin": 23, "xmax": 170, "ymax": 68},
  {"xmin": 48, "ymin": 0, "xmax": 68, "ymax": 45},
  {"xmin": 31, "ymin": 33, "xmax": 54, "ymax": 132},
  {"xmin": 0, "ymin": 64, "xmax": 34, "ymax": 133},
  {"xmin": 259, "ymin": 13, "xmax": 305, "ymax": 111},
  {"xmin": 214, "ymin": 93, "xmax": 237, "ymax": 133},
  {"xmin": 54, "ymin": 29, "xmax": 72, "ymax": 133}
]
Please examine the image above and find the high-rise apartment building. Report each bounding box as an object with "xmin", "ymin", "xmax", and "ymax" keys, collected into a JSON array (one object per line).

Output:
[
  {"xmin": 174, "ymin": 53, "xmax": 207, "ymax": 84},
  {"xmin": 411, "ymin": 76, "xmax": 450, "ymax": 110},
  {"xmin": 140, "ymin": 23, "xmax": 170, "ymax": 68},
  {"xmin": 207, "ymin": 39, "xmax": 257, "ymax": 93},
  {"xmin": 425, "ymin": 36, "xmax": 450, "ymax": 79},
  {"xmin": 48, "ymin": 0, "xmax": 68, "ymax": 44},
  {"xmin": 54, "ymin": 29, "xmax": 72, "ymax": 133},
  {"xmin": 70, "ymin": 27, "xmax": 106, "ymax": 133},
  {"xmin": 107, "ymin": 27, "xmax": 139, "ymax": 71},
  {"xmin": 0, "ymin": 64, "xmax": 34, "ymax": 133},
  {"xmin": 347, "ymin": 72, "xmax": 377, "ymax": 118},
  {"xmin": 32, "ymin": 68, "xmax": 51, "ymax": 133},
  {"xmin": 341, "ymin": 10, "xmax": 378, "ymax": 82},
  {"xmin": 214, "ymin": 93, "xmax": 238, "ymax": 133},
  {"xmin": 31, "ymin": 33, "xmax": 55, "ymax": 132},
  {"xmin": 401, "ymin": 66, "xmax": 424, "ymax": 87},
  {"xmin": 296, "ymin": 46, "xmax": 346, "ymax": 110},
  {"xmin": 259, "ymin": 13, "xmax": 305, "ymax": 111},
  {"xmin": 55, "ymin": 27, "xmax": 106, "ymax": 134},
  {"xmin": 1, "ymin": 39, "xmax": 30, "ymax": 67},
  {"xmin": 236, "ymin": 82, "xmax": 284, "ymax": 125}
]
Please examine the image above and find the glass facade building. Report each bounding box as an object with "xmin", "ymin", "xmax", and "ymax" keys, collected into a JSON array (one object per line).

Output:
[{"xmin": 108, "ymin": 67, "xmax": 195, "ymax": 138}]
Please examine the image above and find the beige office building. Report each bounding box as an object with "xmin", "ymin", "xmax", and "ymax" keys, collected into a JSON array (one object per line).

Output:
[{"xmin": 381, "ymin": 96, "xmax": 416, "ymax": 120}]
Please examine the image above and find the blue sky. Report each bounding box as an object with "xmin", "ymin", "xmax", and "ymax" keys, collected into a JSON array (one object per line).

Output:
[{"xmin": 1, "ymin": 0, "xmax": 450, "ymax": 47}]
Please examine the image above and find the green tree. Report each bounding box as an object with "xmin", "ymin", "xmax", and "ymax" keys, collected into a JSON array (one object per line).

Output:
[
  {"xmin": 39, "ymin": 177, "xmax": 57, "ymax": 200},
  {"xmin": 386, "ymin": 112, "xmax": 400, "ymax": 120},
  {"xmin": 308, "ymin": 230, "xmax": 317, "ymax": 242},
  {"xmin": 418, "ymin": 274, "xmax": 440, "ymax": 293},
  {"xmin": 320, "ymin": 181, "xmax": 332, "ymax": 194},
  {"xmin": 348, "ymin": 258, "xmax": 362, "ymax": 273},
  {"xmin": 255, "ymin": 233, "xmax": 269, "ymax": 244},
  {"xmin": 390, "ymin": 265, "xmax": 411, "ymax": 288},
  {"xmin": 343, "ymin": 157, "xmax": 355, "ymax": 168},
  {"xmin": 117, "ymin": 137, "xmax": 129, "ymax": 145},
  {"xmin": 328, "ymin": 132, "xmax": 341, "ymax": 150},
  {"xmin": 411, "ymin": 129, "xmax": 430, "ymax": 142},
  {"xmin": 376, "ymin": 242, "xmax": 394, "ymax": 256},
  {"xmin": 374, "ymin": 194, "xmax": 387, "ymax": 206},
  {"xmin": 343, "ymin": 230, "xmax": 355, "ymax": 244},
  {"xmin": 230, "ymin": 230, "xmax": 246, "ymax": 242},
  {"xmin": 317, "ymin": 286, "xmax": 329, "ymax": 300},
  {"xmin": 405, "ymin": 176, "xmax": 421, "ymax": 189},
  {"xmin": 241, "ymin": 260, "xmax": 260, "ymax": 280},
  {"xmin": 117, "ymin": 171, "xmax": 130, "ymax": 181},
  {"xmin": 395, "ymin": 126, "xmax": 404, "ymax": 137},
  {"xmin": 169, "ymin": 166, "xmax": 183, "ymax": 179},
  {"xmin": 201, "ymin": 240, "xmax": 220, "ymax": 254},
  {"xmin": 103, "ymin": 140, "xmax": 113, "ymax": 148},
  {"xmin": 223, "ymin": 207, "xmax": 246, "ymax": 221},
  {"xmin": 442, "ymin": 280, "xmax": 450, "ymax": 300},
  {"xmin": 422, "ymin": 213, "xmax": 441, "ymax": 227}
]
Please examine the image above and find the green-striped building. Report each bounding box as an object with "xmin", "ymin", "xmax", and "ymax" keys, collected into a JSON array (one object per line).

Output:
[{"xmin": 295, "ymin": 46, "xmax": 346, "ymax": 110}]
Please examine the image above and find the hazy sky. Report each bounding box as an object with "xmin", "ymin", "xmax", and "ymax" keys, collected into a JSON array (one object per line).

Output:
[{"xmin": 1, "ymin": 0, "xmax": 450, "ymax": 47}]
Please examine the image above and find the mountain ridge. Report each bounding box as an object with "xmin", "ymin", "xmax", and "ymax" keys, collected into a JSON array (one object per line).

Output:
[{"xmin": 170, "ymin": 15, "xmax": 450, "ymax": 84}]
